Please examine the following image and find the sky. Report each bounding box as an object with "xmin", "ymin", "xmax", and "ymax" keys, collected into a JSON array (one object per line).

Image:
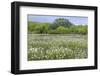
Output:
[{"xmin": 28, "ymin": 15, "xmax": 88, "ymax": 25}]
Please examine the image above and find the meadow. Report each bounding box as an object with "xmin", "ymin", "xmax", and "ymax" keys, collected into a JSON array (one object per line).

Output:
[
  {"xmin": 28, "ymin": 34, "xmax": 87, "ymax": 61},
  {"xmin": 28, "ymin": 18, "xmax": 88, "ymax": 61}
]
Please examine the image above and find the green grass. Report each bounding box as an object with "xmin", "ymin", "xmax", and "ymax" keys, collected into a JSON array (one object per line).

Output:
[{"xmin": 28, "ymin": 34, "xmax": 88, "ymax": 61}]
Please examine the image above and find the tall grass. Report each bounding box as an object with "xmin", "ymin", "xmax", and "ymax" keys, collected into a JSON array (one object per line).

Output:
[{"xmin": 28, "ymin": 34, "xmax": 87, "ymax": 61}]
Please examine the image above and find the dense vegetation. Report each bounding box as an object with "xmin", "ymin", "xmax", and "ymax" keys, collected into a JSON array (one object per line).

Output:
[
  {"xmin": 28, "ymin": 34, "xmax": 87, "ymax": 60},
  {"xmin": 28, "ymin": 18, "xmax": 87, "ymax": 34}
]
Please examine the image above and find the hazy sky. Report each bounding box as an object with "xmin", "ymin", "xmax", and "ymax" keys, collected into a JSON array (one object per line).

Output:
[{"xmin": 28, "ymin": 15, "xmax": 88, "ymax": 25}]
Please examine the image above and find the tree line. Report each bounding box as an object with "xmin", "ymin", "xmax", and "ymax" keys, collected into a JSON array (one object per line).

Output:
[{"xmin": 28, "ymin": 18, "xmax": 87, "ymax": 34}]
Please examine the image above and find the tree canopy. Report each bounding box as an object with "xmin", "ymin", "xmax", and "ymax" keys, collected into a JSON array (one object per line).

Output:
[{"xmin": 49, "ymin": 18, "xmax": 73, "ymax": 29}]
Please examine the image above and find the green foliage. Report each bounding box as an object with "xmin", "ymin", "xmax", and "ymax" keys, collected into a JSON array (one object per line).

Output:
[
  {"xmin": 49, "ymin": 18, "xmax": 73, "ymax": 29},
  {"xmin": 28, "ymin": 22, "xmax": 37, "ymax": 33},
  {"xmin": 28, "ymin": 22, "xmax": 51, "ymax": 34},
  {"xmin": 56, "ymin": 26, "xmax": 67, "ymax": 31},
  {"xmin": 69, "ymin": 25, "xmax": 87, "ymax": 34},
  {"xmin": 28, "ymin": 18, "xmax": 88, "ymax": 35}
]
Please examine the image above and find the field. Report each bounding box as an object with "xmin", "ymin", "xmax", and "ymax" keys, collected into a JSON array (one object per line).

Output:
[
  {"xmin": 28, "ymin": 34, "xmax": 88, "ymax": 61},
  {"xmin": 27, "ymin": 16, "xmax": 88, "ymax": 61}
]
